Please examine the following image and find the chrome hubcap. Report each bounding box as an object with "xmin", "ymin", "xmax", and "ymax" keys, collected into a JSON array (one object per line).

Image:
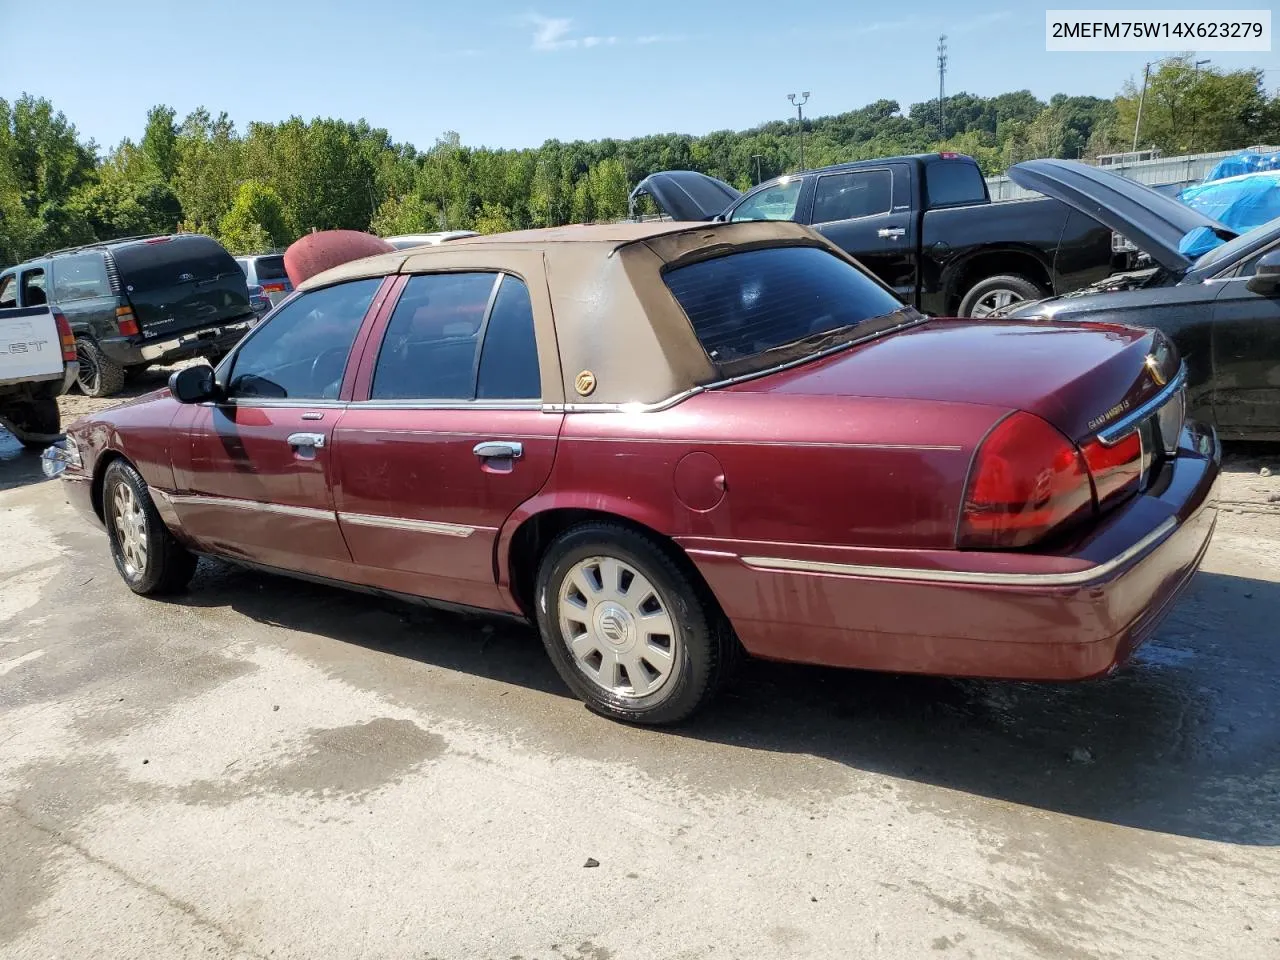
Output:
[
  {"xmin": 558, "ymin": 556, "xmax": 679, "ymax": 700},
  {"xmin": 970, "ymin": 289, "xmax": 1018, "ymax": 318},
  {"xmin": 111, "ymin": 482, "xmax": 148, "ymax": 578}
]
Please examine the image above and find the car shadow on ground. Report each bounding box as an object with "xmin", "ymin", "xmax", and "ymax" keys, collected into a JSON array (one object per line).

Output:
[
  {"xmin": 172, "ymin": 559, "xmax": 1280, "ymax": 847},
  {"xmin": 0, "ymin": 437, "xmax": 47, "ymax": 492}
]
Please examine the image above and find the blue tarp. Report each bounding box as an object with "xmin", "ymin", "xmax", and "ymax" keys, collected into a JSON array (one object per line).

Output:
[
  {"xmin": 1202, "ymin": 150, "xmax": 1280, "ymax": 183},
  {"xmin": 1178, "ymin": 172, "xmax": 1280, "ymax": 233}
]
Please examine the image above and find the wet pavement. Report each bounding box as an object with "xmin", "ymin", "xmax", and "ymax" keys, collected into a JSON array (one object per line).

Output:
[{"xmin": 1, "ymin": 425, "xmax": 1278, "ymax": 959}]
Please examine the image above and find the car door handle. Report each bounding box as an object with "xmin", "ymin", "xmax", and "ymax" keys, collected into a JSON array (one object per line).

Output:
[
  {"xmin": 877, "ymin": 227, "xmax": 905, "ymax": 239},
  {"xmin": 473, "ymin": 441, "xmax": 523, "ymax": 460},
  {"xmin": 286, "ymin": 432, "xmax": 326, "ymax": 449}
]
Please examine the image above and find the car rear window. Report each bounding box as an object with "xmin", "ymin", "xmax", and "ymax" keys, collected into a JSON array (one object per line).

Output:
[
  {"xmin": 111, "ymin": 235, "xmax": 239, "ymax": 290},
  {"xmin": 924, "ymin": 159, "xmax": 988, "ymax": 207},
  {"xmin": 253, "ymin": 256, "xmax": 288, "ymax": 281},
  {"xmin": 663, "ymin": 246, "xmax": 904, "ymax": 364}
]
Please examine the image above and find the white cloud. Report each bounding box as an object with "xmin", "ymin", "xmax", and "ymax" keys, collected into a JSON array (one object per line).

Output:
[
  {"xmin": 636, "ymin": 33, "xmax": 685, "ymax": 44},
  {"xmin": 529, "ymin": 14, "xmax": 575, "ymax": 51}
]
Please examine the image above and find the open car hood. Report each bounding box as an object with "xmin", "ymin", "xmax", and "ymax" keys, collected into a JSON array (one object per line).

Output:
[
  {"xmin": 1007, "ymin": 158, "xmax": 1236, "ymax": 272},
  {"xmin": 628, "ymin": 171, "xmax": 742, "ymax": 222}
]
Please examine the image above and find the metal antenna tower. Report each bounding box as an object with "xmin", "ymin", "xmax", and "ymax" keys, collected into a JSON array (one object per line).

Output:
[{"xmin": 937, "ymin": 34, "xmax": 948, "ymax": 139}]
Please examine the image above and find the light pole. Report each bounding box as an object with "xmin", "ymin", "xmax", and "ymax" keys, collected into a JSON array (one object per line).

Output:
[
  {"xmin": 787, "ymin": 92, "xmax": 810, "ymax": 172},
  {"xmin": 751, "ymin": 154, "xmax": 763, "ymax": 184}
]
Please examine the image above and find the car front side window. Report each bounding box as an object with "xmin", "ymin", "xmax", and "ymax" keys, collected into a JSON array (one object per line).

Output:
[
  {"xmin": 729, "ymin": 179, "xmax": 803, "ymax": 222},
  {"xmin": 225, "ymin": 277, "xmax": 382, "ymax": 401},
  {"xmin": 0, "ymin": 274, "xmax": 16, "ymax": 309}
]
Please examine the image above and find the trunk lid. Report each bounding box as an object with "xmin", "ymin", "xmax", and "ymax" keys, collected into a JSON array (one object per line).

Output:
[
  {"xmin": 725, "ymin": 317, "xmax": 1180, "ymax": 444},
  {"xmin": 112, "ymin": 235, "xmax": 253, "ymax": 339},
  {"xmin": 628, "ymin": 171, "xmax": 742, "ymax": 221},
  {"xmin": 1007, "ymin": 158, "xmax": 1235, "ymax": 272}
]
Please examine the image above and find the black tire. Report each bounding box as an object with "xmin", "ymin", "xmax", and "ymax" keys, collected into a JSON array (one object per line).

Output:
[
  {"xmin": 534, "ymin": 522, "xmax": 730, "ymax": 725},
  {"xmin": 8, "ymin": 395, "xmax": 61, "ymax": 449},
  {"xmin": 76, "ymin": 337, "xmax": 127, "ymax": 398},
  {"xmin": 102, "ymin": 459, "xmax": 198, "ymax": 596},
  {"xmin": 957, "ymin": 274, "xmax": 1046, "ymax": 318}
]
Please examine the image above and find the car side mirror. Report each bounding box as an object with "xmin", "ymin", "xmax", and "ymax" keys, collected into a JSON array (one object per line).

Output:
[
  {"xmin": 168, "ymin": 365, "xmax": 222, "ymax": 404},
  {"xmin": 1247, "ymin": 251, "xmax": 1280, "ymax": 296}
]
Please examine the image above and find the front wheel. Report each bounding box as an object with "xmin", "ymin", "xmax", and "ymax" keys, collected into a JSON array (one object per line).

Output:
[
  {"xmin": 534, "ymin": 523, "xmax": 729, "ymax": 725},
  {"xmin": 958, "ymin": 274, "xmax": 1046, "ymax": 318},
  {"xmin": 103, "ymin": 459, "xmax": 198, "ymax": 595}
]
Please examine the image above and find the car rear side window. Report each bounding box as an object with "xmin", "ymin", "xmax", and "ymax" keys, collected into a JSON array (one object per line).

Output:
[
  {"xmin": 52, "ymin": 253, "xmax": 111, "ymax": 302},
  {"xmin": 663, "ymin": 246, "xmax": 904, "ymax": 364},
  {"xmin": 252, "ymin": 256, "xmax": 288, "ymax": 281},
  {"xmin": 811, "ymin": 170, "xmax": 892, "ymax": 223},
  {"xmin": 371, "ymin": 273, "xmax": 500, "ymax": 401},
  {"xmin": 925, "ymin": 160, "xmax": 987, "ymax": 207},
  {"xmin": 226, "ymin": 277, "xmax": 381, "ymax": 400},
  {"xmin": 476, "ymin": 276, "xmax": 540, "ymax": 400}
]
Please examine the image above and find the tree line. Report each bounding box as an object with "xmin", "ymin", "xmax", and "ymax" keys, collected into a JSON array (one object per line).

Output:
[{"xmin": 3, "ymin": 54, "xmax": 1278, "ymax": 267}]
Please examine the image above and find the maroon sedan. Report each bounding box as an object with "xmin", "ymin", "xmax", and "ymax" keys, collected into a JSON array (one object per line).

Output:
[{"xmin": 44, "ymin": 220, "xmax": 1221, "ymax": 724}]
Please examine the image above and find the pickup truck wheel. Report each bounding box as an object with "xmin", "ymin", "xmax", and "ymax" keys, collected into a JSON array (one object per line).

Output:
[
  {"xmin": 535, "ymin": 523, "xmax": 725, "ymax": 725},
  {"xmin": 7, "ymin": 395, "xmax": 61, "ymax": 449},
  {"xmin": 103, "ymin": 459, "xmax": 197, "ymax": 596},
  {"xmin": 76, "ymin": 338, "xmax": 126, "ymax": 398},
  {"xmin": 959, "ymin": 275, "xmax": 1046, "ymax": 318}
]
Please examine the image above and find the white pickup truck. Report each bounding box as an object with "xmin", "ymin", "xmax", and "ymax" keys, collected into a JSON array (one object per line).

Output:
[{"xmin": 0, "ymin": 301, "xmax": 78, "ymax": 448}]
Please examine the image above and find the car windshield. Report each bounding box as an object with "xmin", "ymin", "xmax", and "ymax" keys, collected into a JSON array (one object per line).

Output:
[
  {"xmin": 1191, "ymin": 215, "xmax": 1280, "ymax": 273},
  {"xmin": 662, "ymin": 245, "xmax": 913, "ymax": 371}
]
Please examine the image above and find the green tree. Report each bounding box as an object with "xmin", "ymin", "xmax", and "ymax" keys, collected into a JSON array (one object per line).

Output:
[
  {"xmin": 140, "ymin": 105, "xmax": 178, "ymax": 182},
  {"xmin": 218, "ymin": 179, "xmax": 289, "ymax": 252},
  {"xmin": 588, "ymin": 157, "xmax": 629, "ymax": 222}
]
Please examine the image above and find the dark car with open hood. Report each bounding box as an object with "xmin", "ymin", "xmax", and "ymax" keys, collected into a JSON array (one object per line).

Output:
[
  {"xmin": 43, "ymin": 220, "xmax": 1219, "ymax": 725},
  {"xmin": 1, "ymin": 234, "xmax": 258, "ymax": 398},
  {"xmin": 998, "ymin": 159, "xmax": 1279, "ymax": 443}
]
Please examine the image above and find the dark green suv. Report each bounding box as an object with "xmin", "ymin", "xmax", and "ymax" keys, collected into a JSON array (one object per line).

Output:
[{"xmin": 0, "ymin": 234, "xmax": 258, "ymax": 397}]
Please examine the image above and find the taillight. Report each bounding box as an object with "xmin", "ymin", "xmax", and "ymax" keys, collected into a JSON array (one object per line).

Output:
[
  {"xmin": 53, "ymin": 308, "xmax": 76, "ymax": 362},
  {"xmin": 958, "ymin": 412, "xmax": 1095, "ymax": 549},
  {"xmin": 1080, "ymin": 430, "xmax": 1142, "ymax": 507},
  {"xmin": 116, "ymin": 305, "xmax": 140, "ymax": 337}
]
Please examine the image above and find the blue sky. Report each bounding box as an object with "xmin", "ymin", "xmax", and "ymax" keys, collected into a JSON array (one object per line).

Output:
[{"xmin": 4, "ymin": 0, "xmax": 1278, "ymax": 152}]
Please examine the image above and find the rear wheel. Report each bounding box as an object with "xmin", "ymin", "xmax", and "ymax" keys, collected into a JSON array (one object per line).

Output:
[
  {"xmin": 7, "ymin": 395, "xmax": 61, "ymax": 449},
  {"xmin": 76, "ymin": 338, "xmax": 126, "ymax": 398},
  {"xmin": 534, "ymin": 522, "xmax": 728, "ymax": 725},
  {"xmin": 103, "ymin": 459, "xmax": 197, "ymax": 595},
  {"xmin": 958, "ymin": 274, "xmax": 1046, "ymax": 318}
]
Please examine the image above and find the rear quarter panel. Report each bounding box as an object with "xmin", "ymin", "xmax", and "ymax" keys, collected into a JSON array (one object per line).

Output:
[{"xmin": 523, "ymin": 390, "xmax": 1004, "ymax": 551}]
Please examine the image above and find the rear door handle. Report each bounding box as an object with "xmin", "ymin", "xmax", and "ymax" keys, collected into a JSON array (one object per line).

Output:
[
  {"xmin": 286, "ymin": 432, "xmax": 326, "ymax": 449},
  {"xmin": 877, "ymin": 227, "xmax": 906, "ymax": 239},
  {"xmin": 473, "ymin": 441, "xmax": 523, "ymax": 460}
]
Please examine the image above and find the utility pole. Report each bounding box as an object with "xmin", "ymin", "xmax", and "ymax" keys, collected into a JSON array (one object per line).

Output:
[
  {"xmin": 1132, "ymin": 55, "xmax": 1183, "ymax": 152},
  {"xmin": 751, "ymin": 154, "xmax": 763, "ymax": 184},
  {"xmin": 937, "ymin": 35, "xmax": 948, "ymax": 140},
  {"xmin": 787, "ymin": 92, "xmax": 810, "ymax": 171}
]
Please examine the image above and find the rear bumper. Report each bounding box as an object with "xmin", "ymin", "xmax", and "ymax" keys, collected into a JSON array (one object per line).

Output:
[
  {"xmin": 99, "ymin": 317, "xmax": 256, "ymax": 367},
  {"xmin": 681, "ymin": 421, "xmax": 1221, "ymax": 681}
]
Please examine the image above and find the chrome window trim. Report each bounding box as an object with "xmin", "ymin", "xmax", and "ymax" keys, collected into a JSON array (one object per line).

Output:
[
  {"xmin": 740, "ymin": 517, "xmax": 1178, "ymax": 587},
  {"xmin": 337, "ymin": 513, "xmax": 485, "ymax": 537},
  {"xmin": 355, "ymin": 399, "xmax": 544, "ymax": 412},
  {"xmin": 1095, "ymin": 364, "xmax": 1188, "ymax": 446}
]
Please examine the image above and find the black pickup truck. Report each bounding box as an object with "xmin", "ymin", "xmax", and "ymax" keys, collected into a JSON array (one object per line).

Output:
[{"xmin": 629, "ymin": 152, "xmax": 1121, "ymax": 317}]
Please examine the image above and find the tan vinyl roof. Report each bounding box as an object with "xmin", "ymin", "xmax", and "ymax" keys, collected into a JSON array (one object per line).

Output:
[{"xmin": 298, "ymin": 220, "xmax": 847, "ymax": 407}]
